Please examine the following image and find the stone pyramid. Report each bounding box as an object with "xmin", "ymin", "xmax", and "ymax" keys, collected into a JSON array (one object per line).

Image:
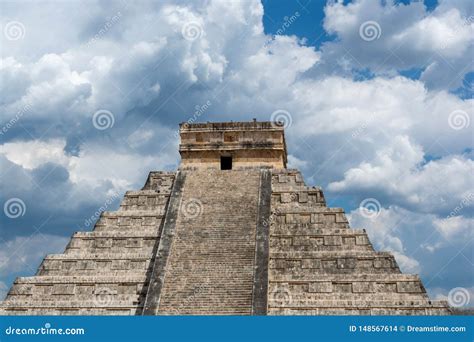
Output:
[{"xmin": 0, "ymin": 121, "xmax": 451, "ymax": 315}]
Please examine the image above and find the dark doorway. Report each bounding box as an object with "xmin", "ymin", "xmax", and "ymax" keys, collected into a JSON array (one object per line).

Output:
[{"xmin": 220, "ymin": 156, "xmax": 232, "ymax": 170}]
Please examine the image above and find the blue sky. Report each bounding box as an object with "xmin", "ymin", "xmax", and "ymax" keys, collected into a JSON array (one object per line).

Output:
[{"xmin": 0, "ymin": 0, "xmax": 473, "ymax": 307}]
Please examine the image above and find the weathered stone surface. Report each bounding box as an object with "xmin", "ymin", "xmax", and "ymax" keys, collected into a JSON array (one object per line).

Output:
[
  {"xmin": 0, "ymin": 122, "xmax": 452, "ymax": 315},
  {"xmin": 155, "ymin": 169, "xmax": 261, "ymax": 315},
  {"xmin": 268, "ymin": 168, "xmax": 451, "ymax": 315},
  {"xmin": 179, "ymin": 121, "xmax": 287, "ymax": 169}
]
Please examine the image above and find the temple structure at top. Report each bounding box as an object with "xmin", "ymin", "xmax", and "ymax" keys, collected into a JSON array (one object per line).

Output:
[{"xmin": 179, "ymin": 121, "xmax": 287, "ymax": 169}]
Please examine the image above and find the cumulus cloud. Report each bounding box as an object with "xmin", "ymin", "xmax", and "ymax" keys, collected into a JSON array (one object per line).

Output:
[
  {"xmin": 0, "ymin": 0, "xmax": 472, "ymax": 302},
  {"xmin": 319, "ymin": 0, "xmax": 473, "ymax": 90},
  {"xmin": 433, "ymin": 216, "xmax": 474, "ymax": 240},
  {"xmin": 328, "ymin": 136, "xmax": 474, "ymax": 216},
  {"xmin": 0, "ymin": 139, "xmax": 69, "ymax": 170}
]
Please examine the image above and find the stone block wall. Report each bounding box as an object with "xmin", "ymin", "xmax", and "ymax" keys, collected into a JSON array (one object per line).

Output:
[
  {"xmin": 267, "ymin": 169, "xmax": 451, "ymax": 315},
  {"xmin": 179, "ymin": 121, "xmax": 287, "ymax": 169}
]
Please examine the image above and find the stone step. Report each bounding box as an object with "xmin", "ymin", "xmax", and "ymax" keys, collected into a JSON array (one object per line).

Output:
[
  {"xmin": 269, "ymin": 274, "xmax": 428, "ymax": 298},
  {"xmin": 272, "ymin": 274, "xmax": 422, "ymax": 282},
  {"xmin": 12, "ymin": 275, "xmax": 148, "ymax": 284},
  {"xmin": 91, "ymin": 225, "xmax": 161, "ymax": 233},
  {"xmin": 43, "ymin": 253, "xmax": 152, "ymax": 260},
  {"xmin": 269, "ymin": 303, "xmax": 451, "ymax": 315},
  {"xmin": 93, "ymin": 211, "xmax": 165, "ymax": 232},
  {"xmin": 155, "ymin": 169, "xmax": 262, "ymax": 313},
  {"xmin": 2, "ymin": 300, "xmax": 143, "ymax": 309},
  {"xmin": 270, "ymin": 250, "xmax": 395, "ymax": 258},
  {"xmin": 269, "ymin": 251, "xmax": 400, "ymax": 275},
  {"xmin": 119, "ymin": 191, "xmax": 170, "ymax": 211},
  {"xmin": 100, "ymin": 210, "xmax": 167, "ymax": 218},
  {"xmin": 273, "ymin": 207, "xmax": 346, "ymax": 214},
  {"xmin": 272, "ymin": 211, "xmax": 348, "ymax": 226},
  {"xmin": 142, "ymin": 172, "xmax": 175, "ymax": 192},
  {"xmin": 271, "ymin": 226, "xmax": 362, "ymax": 234},
  {"xmin": 267, "ymin": 299, "xmax": 449, "ymax": 309},
  {"xmin": 269, "ymin": 294, "xmax": 432, "ymax": 302},
  {"xmin": 158, "ymin": 308, "xmax": 252, "ymax": 315},
  {"xmin": 71, "ymin": 230, "xmax": 160, "ymax": 238},
  {"xmin": 40, "ymin": 269, "xmax": 150, "ymax": 276},
  {"xmin": 4, "ymin": 275, "xmax": 149, "ymax": 308},
  {"xmin": 271, "ymin": 190, "xmax": 325, "ymax": 206},
  {"xmin": 270, "ymin": 232, "xmax": 373, "ymax": 251},
  {"xmin": 38, "ymin": 254, "xmax": 154, "ymax": 275},
  {"xmin": 0, "ymin": 308, "xmax": 137, "ymax": 316},
  {"xmin": 271, "ymin": 244, "xmax": 373, "ymax": 252},
  {"xmin": 65, "ymin": 238, "xmax": 156, "ymax": 255}
]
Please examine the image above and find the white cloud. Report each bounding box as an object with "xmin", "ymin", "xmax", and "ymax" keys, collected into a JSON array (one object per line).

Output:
[
  {"xmin": 0, "ymin": 138, "xmax": 177, "ymax": 191},
  {"xmin": 320, "ymin": 0, "xmax": 473, "ymax": 90},
  {"xmin": 0, "ymin": 234, "xmax": 69, "ymax": 278},
  {"xmin": 68, "ymin": 143, "xmax": 172, "ymax": 189},
  {"xmin": 392, "ymin": 8, "xmax": 472, "ymax": 57},
  {"xmin": 328, "ymin": 136, "xmax": 474, "ymax": 215},
  {"xmin": 287, "ymin": 154, "xmax": 308, "ymax": 169},
  {"xmin": 433, "ymin": 216, "xmax": 474, "ymax": 240},
  {"xmin": 0, "ymin": 139, "xmax": 69, "ymax": 170}
]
